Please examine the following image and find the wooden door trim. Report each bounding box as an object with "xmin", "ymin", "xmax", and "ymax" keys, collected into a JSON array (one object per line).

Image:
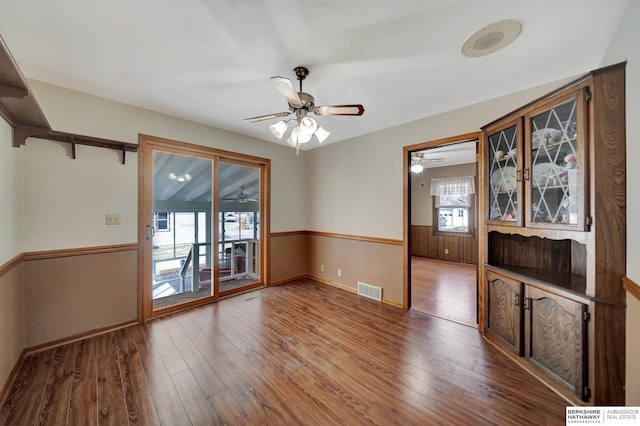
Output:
[{"xmin": 402, "ymin": 131, "xmax": 481, "ymax": 311}]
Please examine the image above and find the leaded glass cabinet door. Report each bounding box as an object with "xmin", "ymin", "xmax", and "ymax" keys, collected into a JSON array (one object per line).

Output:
[
  {"xmin": 524, "ymin": 88, "xmax": 588, "ymax": 230},
  {"xmin": 486, "ymin": 118, "xmax": 523, "ymax": 226}
]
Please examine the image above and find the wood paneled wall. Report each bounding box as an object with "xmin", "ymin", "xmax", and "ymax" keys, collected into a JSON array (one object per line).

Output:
[{"xmin": 410, "ymin": 225, "xmax": 477, "ymax": 264}]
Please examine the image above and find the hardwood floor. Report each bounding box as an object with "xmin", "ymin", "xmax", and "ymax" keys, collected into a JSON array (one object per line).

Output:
[
  {"xmin": 1, "ymin": 279, "xmax": 568, "ymax": 425},
  {"xmin": 411, "ymin": 256, "xmax": 477, "ymax": 326}
]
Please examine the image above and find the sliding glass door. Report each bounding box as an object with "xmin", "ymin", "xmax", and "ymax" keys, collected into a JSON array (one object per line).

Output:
[
  {"xmin": 139, "ymin": 135, "xmax": 269, "ymax": 319},
  {"xmin": 150, "ymin": 151, "xmax": 214, "ymax": 311},
  {"xmin": 217, "ymin": 161, "xmax": 261, "ymax": 294}
]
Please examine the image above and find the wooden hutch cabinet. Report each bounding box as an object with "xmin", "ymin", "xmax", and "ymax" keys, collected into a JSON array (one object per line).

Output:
[{"xmin": 479, "ymin": 63, "xmax": 626, "ymax": 405}]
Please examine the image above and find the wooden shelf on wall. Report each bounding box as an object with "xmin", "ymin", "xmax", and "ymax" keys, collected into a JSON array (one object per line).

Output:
[{"xmin": 0, "ymin": 35, "xmax": 137, "ymax": 163}]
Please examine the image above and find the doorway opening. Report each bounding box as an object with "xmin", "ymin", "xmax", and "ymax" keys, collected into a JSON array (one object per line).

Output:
[{"xmin": 404, "ymin": 133, "xmax": 480, "ymax": 327}]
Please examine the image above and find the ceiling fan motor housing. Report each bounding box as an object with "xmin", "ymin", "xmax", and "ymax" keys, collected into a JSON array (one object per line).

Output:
[{"xmin": 292, "ymin": 92, "xmax": 315, "ymax": 111}]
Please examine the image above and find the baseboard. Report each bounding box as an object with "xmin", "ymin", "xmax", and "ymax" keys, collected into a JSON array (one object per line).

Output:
[
  {"xmin": 23, "ymin": 319, "xmax": 139, "ymax": 355},
  {"xmin": 270, "ymin": 274, "xmax": 306, "ymax": 286},
  {"xmin": 0, "ymin": 349, "xmax": 27, "ymax": 411},
  {"xmin": 306, "ymin": 274, "xmax": 404, "ymax": 308}
]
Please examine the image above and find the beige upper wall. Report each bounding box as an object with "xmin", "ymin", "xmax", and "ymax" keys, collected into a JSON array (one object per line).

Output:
[
  {"xmin": 411, "ymin": 162, "xmax": 477, "ymax": 227},
  {"xmin": 0, "ymin": 118, "xmax": 23, "ymax": 263},
  {"xmin": 306, "ymin": 78, "xmax": 574, "ymax": 240},
  {"xmin": 24, "ymin": 80, "xmax": 308, "ymax": 251},
  {"xmin": 0, "ymin": 116, "xmax": 25, "ymax": 391},
  {"xmin": 600, "ymin": 1, "xmax": 640, "ymax": 406}
]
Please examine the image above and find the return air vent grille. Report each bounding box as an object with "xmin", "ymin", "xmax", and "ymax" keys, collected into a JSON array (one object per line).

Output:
[{"xmin": 357, "ymin": 281, "xmax": 382, "ymax": 302}]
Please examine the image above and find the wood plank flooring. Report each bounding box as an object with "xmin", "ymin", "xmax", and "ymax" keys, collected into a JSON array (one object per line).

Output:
[
  {"xmin": 1, "ymin": 279, "xmax": 568, "ymax": 425},
  {"xmin": 411, "ymin": 256, "xmax": 477, "ymax": 326}
]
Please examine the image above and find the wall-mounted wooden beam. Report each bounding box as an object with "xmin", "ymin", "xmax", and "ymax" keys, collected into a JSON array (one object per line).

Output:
[
  {"xmin": 2, "ymin": 35, "xmax": 138, "ymax": 163},
  {"xmin": 0, "ymin": 35, "xmax": 51, "ymax": 130},
  {"xmin": 0, "ymin": 83, "xmax": 28, "ymax": 99},
  {"xmin": 13, "ymin": 125, "xmax": 138, "ymax": 163}
]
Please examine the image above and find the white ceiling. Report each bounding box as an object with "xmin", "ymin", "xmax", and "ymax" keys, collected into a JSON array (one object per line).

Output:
[
  {"xmin": 0, "ymin": 0, "xmax": 629, "ymax": 151},
  {"xmin": 413, "ymin": 140, "xmax": 477, "ymax": 169}
]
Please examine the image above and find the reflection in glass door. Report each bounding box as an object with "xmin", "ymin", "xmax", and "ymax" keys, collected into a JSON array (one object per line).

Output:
[
  {"xmin": 151, "ymin": 151, "xmax": 214, "ymax": 311},
  {"xmin": 217, "ymin": 161, "xmax": 261, "ymax": 294},
  {"xmin": 140, "ymin": 134, "xmax": 269, "ymax": 320}
]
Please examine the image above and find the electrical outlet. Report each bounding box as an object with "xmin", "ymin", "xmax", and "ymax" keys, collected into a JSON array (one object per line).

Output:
[
  {"xmin": 337, "ymin": 268, "xmax": 342, "ymax": 277},
  {"xmin": 444, "ymin": 248, "xmax": 449, "ymax": 255},
  {"xmin": 105, "ymin": 213, "xmax": 121, "ymax": 225},
  {"xmin": 320, "ymin": 264, "xmax": 325, "ymax": 272}
]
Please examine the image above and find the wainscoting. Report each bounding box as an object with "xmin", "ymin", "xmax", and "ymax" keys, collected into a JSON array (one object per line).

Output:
[
  {"xmin": 410, "ymin": 225, "xmax": 477, "ymax": 264},
  {"xmin": 23, "ymin": 246, "xmax": 139, "ymax": 347}
]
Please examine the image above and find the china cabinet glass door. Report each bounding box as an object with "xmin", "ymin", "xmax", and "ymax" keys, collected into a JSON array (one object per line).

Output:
[
  {"xmin": 524, "ymin": 89, "xmax": 588, "ymax": 230},
  {"xmin": 487, "ymin": 119, "xmax": 522, "ymax": 226}
]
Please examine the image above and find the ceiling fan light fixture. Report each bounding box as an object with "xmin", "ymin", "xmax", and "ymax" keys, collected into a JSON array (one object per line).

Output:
[
  {"xmin": 410, "ymin": 164, "xmax": 424, "ymax": 174},
  {"xmin": 315, "ymin": 126, "xmax": 330, "ymax": 144},
  {"xmin": 270, "ymin": 120, "xmax": 288, "ymax": 139},
  {"xmin": 246, "ymin": 66, "xmax": 365, "ymax": 152},
  {"xmin": 300, "ymin": 116, "xmax": 317, "ymax": 135},
  {"xmin": 167, "ymin": 172, "xmax": 192, "ymax": 182},
  {"xmin": 287, "ymin": 126, "xmax": 312, "ymax": 146}
]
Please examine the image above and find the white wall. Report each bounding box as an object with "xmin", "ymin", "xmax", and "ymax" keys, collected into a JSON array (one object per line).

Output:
[
  {"xmin": 307, "ymin": 79, "xmax": 573, "ymax": 240},
  {"xmin": 22, "ymin": 140, "xmax": 138, "ymax": 250},
  {"xmin": 0, "ymin": 118, "xmax": 23, "ymax": 261},
  {"xmin": 599, "ymin": 0, "xmax": 640, "ymax": 406},
  {"xmin": 23, "ymin": 81, "xmax": 308, "ymax": 252},
  {"xmin": 411, "ymin": 163, "xmax": 477, "ymax": 227},
  {"xmin": 0, "ymin": 117, "xmax": 25, "ymax": 389}
]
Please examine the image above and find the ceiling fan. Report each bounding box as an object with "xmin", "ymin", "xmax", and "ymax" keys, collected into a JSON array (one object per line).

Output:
[
  {"xmin": 221, "ymin": 185, "xmax": 258, "ymax": 203},
  {"xmin": 410, "ymin": 153, "xmax": 445, "ymax": 173},
  {"xmin": 244, "ymin": 66, "xmax": 365, "ymax": 153}
]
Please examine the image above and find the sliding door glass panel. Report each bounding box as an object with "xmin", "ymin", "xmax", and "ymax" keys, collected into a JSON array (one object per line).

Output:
[
  {"xmin": 152, "ymin": 151, "xmax": 213, "ymax": 311},
  {"xmin": 218, "ymin": 161, "xmax": 260, "ymax": 294}
]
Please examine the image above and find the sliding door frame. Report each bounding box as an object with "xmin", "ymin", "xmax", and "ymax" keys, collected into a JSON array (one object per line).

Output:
[{"xmin": 137, "ymin": 134, "xmax": 271, "ymax": 321}]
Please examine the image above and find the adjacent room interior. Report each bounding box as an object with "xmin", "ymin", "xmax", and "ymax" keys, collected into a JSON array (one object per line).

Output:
[{"xmin": 409, "ymin": 140, "xmax": 478, "ymax": 327}]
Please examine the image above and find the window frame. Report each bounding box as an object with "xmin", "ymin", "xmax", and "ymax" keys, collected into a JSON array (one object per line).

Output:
[
  {"xmin": 432, "ymin": 194, "xmax": 475, "ymax": 237},
  {"xmin": 154, "ymin": 212, "xmax": 170, "ymax": 232}
]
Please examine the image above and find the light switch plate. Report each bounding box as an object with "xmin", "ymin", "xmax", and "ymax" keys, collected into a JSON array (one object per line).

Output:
[{"xmin": 106, "ymin": 213, "xmax": 121, "ymax": 225}]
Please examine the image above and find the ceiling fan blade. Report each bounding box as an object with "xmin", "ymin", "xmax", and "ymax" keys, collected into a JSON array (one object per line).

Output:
[
  {"xmin": 243, "ymin": 111, "xmax": 290, "ymax": 123},
  {"xmin": 314, "ymin": 104, "xmax": 365, "ymax": 116},
  {"xmin": 271, "ymin": 76, "xmax": 303, "ymax": 106}
]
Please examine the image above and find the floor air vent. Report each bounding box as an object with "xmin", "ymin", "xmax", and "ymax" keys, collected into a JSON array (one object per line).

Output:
[{"xmin": 357, "ymin": 281, "xmax": 382, "ymax": 302}]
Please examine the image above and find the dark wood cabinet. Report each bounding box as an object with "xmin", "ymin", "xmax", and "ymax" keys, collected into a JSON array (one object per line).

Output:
[
  {"xmin": 485, "ymin": 88, "xmax": 589, "ymax": 231},
  {"xmin": 525, "ymin": 285, "xmax": 589, "ymax": 401},
  {"xmin": 486, "ymin": 271, "xmax": 523, "ymax": 355},
  {"xmin": 485, "ymin": 269, "xmax": 590, "ymax": 401},
  {"xmin": 479, "ymin": 63, "xmax": 626, "ymax": 405}
]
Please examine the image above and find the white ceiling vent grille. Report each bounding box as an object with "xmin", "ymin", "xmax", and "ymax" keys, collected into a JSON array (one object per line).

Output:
[
  {"xmin": 461, "ymin": 20, "xmax": 522, "ymax": 58},
  {"xmin": 357, "ymin": 281, "xmax": 382, "ymax": 302}
]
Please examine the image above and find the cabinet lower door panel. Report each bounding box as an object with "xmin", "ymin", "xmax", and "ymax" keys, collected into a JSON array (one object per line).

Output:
[
  {"xmin": 486, "ymin": 273, "xmax": 523, "ymax": 355},
  {"xmin": 526, "ymin": 286, "xmax": 587, "ymax": 400}
]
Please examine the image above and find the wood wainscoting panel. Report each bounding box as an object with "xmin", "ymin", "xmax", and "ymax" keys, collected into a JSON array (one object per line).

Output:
[
  {"xmin": 0, "ymin": 260, "xmax": 26, "ymax": 406},
  {"xmin": 23, "ymin": 249, "xmax": 138, "ymax": 347},
  {"xmin": 270, "ymin": 231, "xmax": 308, "ymax": 285},
  {"xmin": 307, "ymin": 233, "xmax": 404, "ymax": 304},
  {"xmin": 411, "ymin": 225, "xmax": 477, "ymax": 264}
]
